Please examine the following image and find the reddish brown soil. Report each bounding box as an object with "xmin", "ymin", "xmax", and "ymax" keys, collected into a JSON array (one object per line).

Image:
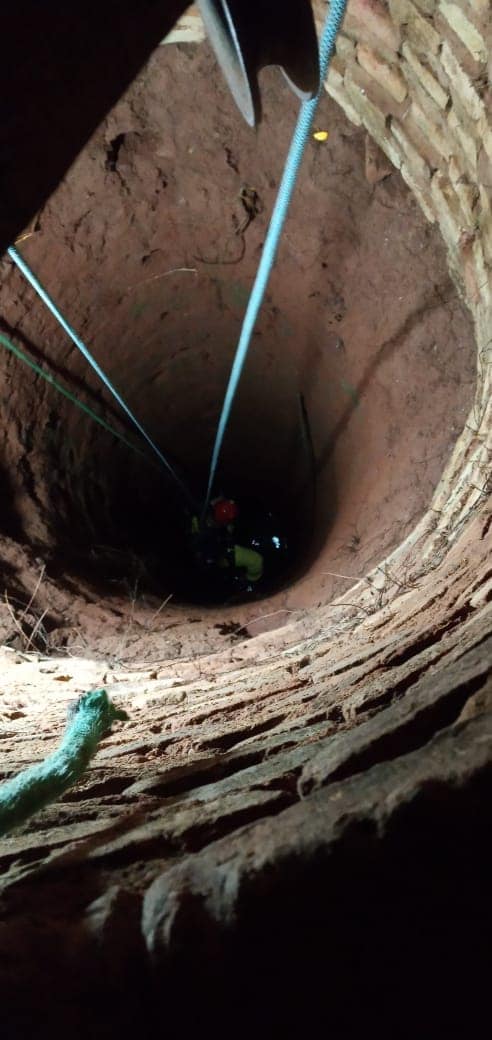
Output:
[{"xmin": 0, "ymin": 41, "xmax": 475, "ymax": 659}]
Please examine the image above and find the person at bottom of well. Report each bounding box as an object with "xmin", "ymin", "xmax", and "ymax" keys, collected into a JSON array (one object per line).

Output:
[{"xmin": 190, "ymin": 496, "xmax": 264, "ymax": 592}]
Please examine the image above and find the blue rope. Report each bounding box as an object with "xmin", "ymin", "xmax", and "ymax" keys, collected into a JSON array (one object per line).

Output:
[
  {"xmin": 202, "ymin": 0, "xmax": 347, "ymax": 519},
  {"xmin": 7, "ymin": 245, "xmax": 195, "ymax": 507}
]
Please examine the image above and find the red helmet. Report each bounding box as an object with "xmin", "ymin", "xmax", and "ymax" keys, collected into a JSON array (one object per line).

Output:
[{"xmin": 213, "ymin": 498, "xmax": 238, "ymax": 526}]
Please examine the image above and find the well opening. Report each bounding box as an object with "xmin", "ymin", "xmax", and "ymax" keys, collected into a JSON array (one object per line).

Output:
[
  {"xmin": 1, "ymin": 5, "xmax": 491, "ymax": 1037},
  {"xmin": 0, "ymin": 41, "xmax": 475, "ymax": 646}
]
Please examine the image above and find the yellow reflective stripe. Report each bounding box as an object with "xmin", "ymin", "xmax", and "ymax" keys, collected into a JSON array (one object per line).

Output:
[{"xmin": 234, "ymin": 545, "xmax": 263, "ymax": 582}]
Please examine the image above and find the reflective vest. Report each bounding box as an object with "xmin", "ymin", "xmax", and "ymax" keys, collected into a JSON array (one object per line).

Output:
[{"xmin": 190, "ymin": 517, "xmax": 263, "ymax": 582}]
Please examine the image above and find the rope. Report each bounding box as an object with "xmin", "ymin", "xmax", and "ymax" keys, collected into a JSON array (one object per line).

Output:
[
  {"xmin": 0, "ymin": 331, "xmax": 155, "ymax": 465},
  {"xmin": 7, "ymin": 246, "xmax": 195, "ymax": 507},
  {"xmin": 5, "ymin": 1, "xmax": 346, "ymax": 521},
  {"xmin": 201, "ymin": 0, "xmax": 348, "ymax": 519},
  {"xmin": 298, "ymin": 391, "xmax": 317, "ymax": 538},
  {"xmin": 0, "ymin": 689, "xmax": 127, "ymax": 837}
]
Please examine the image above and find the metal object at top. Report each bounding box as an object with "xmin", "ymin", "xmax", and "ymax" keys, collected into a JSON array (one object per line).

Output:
[{"xmin": 197, "ymin": 0, "xmax": 320, "ymax": 126}]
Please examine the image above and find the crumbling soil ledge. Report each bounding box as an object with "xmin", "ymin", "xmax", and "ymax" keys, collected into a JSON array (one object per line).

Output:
[{"xmin": 1, "ymin": 696, "xmax": 490, "ymax": 1038}]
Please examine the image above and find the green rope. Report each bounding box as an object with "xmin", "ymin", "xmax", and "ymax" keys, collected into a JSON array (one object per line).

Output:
[
  {"xmin": 7, "ymin": 245, "xmax": 196, "ymax": 506},
  {"xmin": 0, "ymin": 689, "xmax": 128, "ymax": 837},
  {"xmin": 0, "ymin": 331, "xmax": 155, "ymax": 466}
]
